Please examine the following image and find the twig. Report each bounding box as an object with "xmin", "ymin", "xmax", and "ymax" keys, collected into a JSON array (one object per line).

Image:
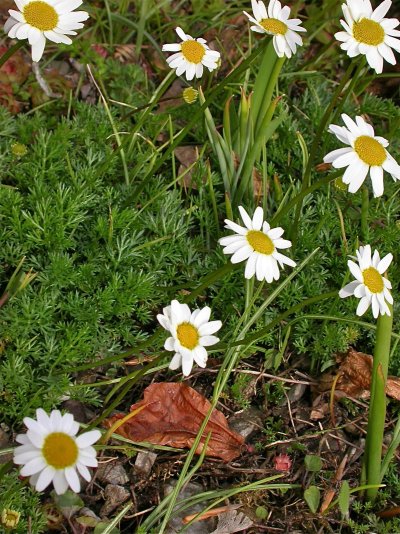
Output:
[{"xmin": 32, "ymin": 62, "xmax": 61, "ymax": 98}]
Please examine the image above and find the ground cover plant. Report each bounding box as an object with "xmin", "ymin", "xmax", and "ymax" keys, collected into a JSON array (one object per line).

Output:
[{"xmin": 1, "ymin": 0, "xmax": 400, "ymax": 532}]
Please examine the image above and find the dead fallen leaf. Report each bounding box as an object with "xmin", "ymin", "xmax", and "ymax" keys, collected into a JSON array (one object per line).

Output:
[
  {"xmin": 210, "ymin": 509, "xmax": 253, "ymax": 534},
  {"xmin": 157, "ymin": 79, "xmax": 183, "ymax": 113},
  {"xmin": 114, "ymin": 44, "xmax": 135, "ymax": 63},
  {"xmin": 104, "ymin": 383, "xmax": 245, "ymax": 462},
  {"xmin": 318, "ymin": 348, "xmax": 400, "ymax": 401},
  {"xmin": 182, "ymin": 504, "xmax": 241, "ymax": 524},
  {"xmin": 175, "ymin": 146, "xmax": 203, "ymax": 189}
]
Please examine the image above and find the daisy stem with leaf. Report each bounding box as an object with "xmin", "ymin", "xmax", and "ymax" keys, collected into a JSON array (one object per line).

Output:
[
  {"xmin": 361, "ymin": 185, "xmax": 370, "ymax": 241},
  {"xmin": 365, "ymin": 306, "xmax": 393, "ymax": 501},
  {"xmin": 290, "ymin": 59, "xmax": 368, "ymax": 248}
]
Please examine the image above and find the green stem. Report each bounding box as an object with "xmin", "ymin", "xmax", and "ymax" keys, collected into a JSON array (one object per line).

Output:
[
  {"xmin": 365, "ymin": 305, "xmax": 394, "ymax": 501},
  {"xmin": 0, "ymin": 41, "xmax": 25, "ymax": 69},
  {"xmin": 254, "ymin": 56, "xmax": 285, "ymax": 139},
  {"xmin": 290, "ymin": 61, "xmax": 356, "ymax": 247},
  {"xmin": 361, "ymin": 185, "xmax": 369, "ymax": 242},
  {"xmin": 329, "ymin": 60, "xmax": 366, "ymax": 130}
]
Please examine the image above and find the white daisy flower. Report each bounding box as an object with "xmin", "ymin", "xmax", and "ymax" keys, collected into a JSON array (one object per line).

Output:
[
  {"xmin": 4, "ymin": 0, "xmax": 89, "ymax": 63},
  {"xmin": 339, "ymin": 244, "xmax": 393, "ymax": 318},
  {"xmin": 219, "ymin": 206, "xmax": 296, "ymax": 283},
  {"xmin": 323, "ymin": 113, "xmax": 400, "ymax": 197},
  {"xmin": 13, "ymin": 409, "xmax": 101, "ymax": 495},
  {"xmin": 157, "ymin": 300, "xmax": 222, "ymax": 376},
  {"xmin": 162, "ymin": 27, "xmax": 220, "ymax": 81},
  {"xmin": 243, "ymin": 0, "xmax": 306, "ymax": 58},
  {"xmin": 335, "ymin": 0, "xmax": 400, "ymax": 73}
]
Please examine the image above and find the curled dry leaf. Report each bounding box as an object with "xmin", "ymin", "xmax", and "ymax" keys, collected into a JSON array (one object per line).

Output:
[
  {"xmin": 319, "ymin": 349, "xmax": 400, "ymax": 401},
  {"xmin": 210, "ymin": 509, "xmax": 253, "ymax": 534},
  {"xmin": 103, "ymin": 382, "xmax": 244, "ymax": 462}
]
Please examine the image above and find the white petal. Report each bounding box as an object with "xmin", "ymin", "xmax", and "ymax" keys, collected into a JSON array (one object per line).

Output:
[
  {"xmin": 78, "ymin": 452, "xmax": 98, "ymax": 467},
  {"xmin": 61, "ymin": 413, "xmax": 78, "ymax": 436},
  {"xmin": 35, "ymin": 466, "xmax": 56, "ymax": 492},
  {"xmin": 345, "ymin": 161, "xmax": 369, "ymax": 192},
  {"xmin": 193, "ymin": 346, "xmax": 208, "ymax": 367},
  {"xmin": 370, "ymin": 165, "xmax": 384, "ymax": 197},
  {"xmin": 169, "ymin": 353, "xmax": 182, "ymax": 370},
  {"xmin": 65, "ymin": 466, "xmax": 81, "ymax": 493},
  {"xmin": 16, "ymin": 433, "xmax": 30, "ymax": 445},
  {"xmin": 164, "ymin": 336, "xmax": 175, "ymax": 351},
  {"xmin": 181, "ymin": 355, "xmax": 194, "ymax": 376},
  {"xmin": 331, "ymin": 151, "xmax": 358, "ymax": 170},
  {"xmin": 366, "ymin": 46, "xmax": 384, "ymax": 73},
  {"xmin": 378, "ymin": 42, "xmax": 396, "ymax": 64},
  {"xmin": 175, "ymin": 27, "xmax": 187, "ymax": 41},
  {"xmin": 185, "ymin": 63, "xmax": 196, "ymax": 81},
  {"xmin": 224, "ymin": 219, "xmax": 247, "ymax": 235},
  {"xmin": 377, "ymin": 253, "xmax": 393, "ymax": 274},
  {"xmin": 20, "ymin": 457, "xmax": 47, "ymax": 476},
  {"xmin": 55, "ymin": 0, "xmax": 83, "ymax": 14},
  {"xmin": 199, "ymin": 335, "xmax": 219, "ymax": 346},
  {"xmin": 31, "ymin": 33, "xmax": 46, "ymax": 62},
  {"xmin": 256, "ymin": 255, "xmax": 268, "ymax": 282},
  {"xmin": 14, "ymin": 450, "xmax": 40, "ymax": 464},
  {"xmin": 238, "ymin": 206, "xmax": 253, "ymax": 230},
  {"xmin": 44, "ymin": 30, "xmax": 72, "ymax": 44},
  {"xmin": 50, "ymin": 410, "xmax": 63, "ymax": 432},
  {"xmin": 244, "ymin": 253, "xmax": 257, "ymax": 279},
  {"xmin": 339, "ymin": 280, "xmax": 360, "ymax": 298},
  {"xmin": 372, "ymin": 0, "xmax": 392, "ymax": 21},
  {"xmin": 162, "ymin": 43, "xmax": 181, "ymax": 52},
  {"xmin": 252, "ymin": 206, "xmax": 264, "ymax": 230},
  {"xmin": 76, "ymin": 462, "xmax": 92, "ymax": 482},
  {"xmin": 157, "ymin": 314, "xmax": 170, "ymax": 331},
  {"xmin": 76, "ymin": 430, "xmax": 101, "ymax": 448},
  {"xmin": 273, "ymin": 251, "xmax": 296, "ymax": 268},
  {"xmin": 267, "ymin": 227, "xmax": 284, "ymax": 239},
  {"xmin": 192, "ymin": 306, "xmax": 211, "ymax": 326},
  {"xmin": 354, "ymin": 284, "xmax": 366, "ymax": 298},
  {"xmin": 324, "ymin": 147, "xmax": 353, "ymax": 164},
  {"xmin": 230, "ymin": 245, "xmax": 253, "ymax": 263},
  {"xmin": 4, "ymin": 16, "xmax": 19, "ymax": 34},
  {"xmin": 26, "ymin": 431, "xmax": 45, "ymax": 449},
  {"xmin": 273, "ymin": 238, "xmax": 292, "ymax": 249},
  {"xmin": 171, "ymin": 300, "xmax": 191, "ymax": 323},
  {"xmin": 382, "ymin": 154, "xmax": 400, "ymax": 177},
  {"xmin": 356, "ymin": 296, "xmax": 371, "ymax": 316},
  {"xmin": 348, "ymin": 260, "xmax": 363, "ymax": 281},
  {"xmin": 198, "ymin": 320, "xmax": 222, "ymax": 336},
  {"xmin": 372, "ymin": 295, "xmax": 380, "ymax": 318},
  {"xmin": 53, "ymin": 471, "xmax": 69, "ymax": 494}
]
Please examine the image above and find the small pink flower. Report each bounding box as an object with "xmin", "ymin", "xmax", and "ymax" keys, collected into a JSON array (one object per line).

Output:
[{"xmin": 274, "ymin": 453, "xmax": 292, "ymax": 471}]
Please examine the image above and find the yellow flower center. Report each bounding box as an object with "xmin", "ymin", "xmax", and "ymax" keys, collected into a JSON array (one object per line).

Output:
[
  {"xmin": 246, "ymin": 230, "xmax": 275, "ymax": 255},
  {"xmin": 354, "ymin": 135, "xmax": 386, "ymax": 166},
  {"xmin": 177, "ymin": 323, "xmax": 199, "ymax": 349},
  {"xmin": 259, "ymin": 18, "xmax": 288, "ymax": 35},
  {"xmin": 23, "ymin": 1, "xmax": 58, "ymax": 31},
  {"xmin": 181, "ymin": 40, "xmax": 206, "ymax": 64},
  {"xmin": 1, "ymin": 509, "xmax": 20, "ymax": 529},
  {"xmin": 42, "ymin": 432, "xmax": 78, "ymax": 469},
  {"xmin": 353, "ymin": 18, "xmax": 385, "ymax": 46},
  {"xmin": 182, "ymin": 87, "xmax": 198, "ymax": 104},
  {"xmin": 363, "ymin": 267, "xmax": 384, "ymax": 293}
]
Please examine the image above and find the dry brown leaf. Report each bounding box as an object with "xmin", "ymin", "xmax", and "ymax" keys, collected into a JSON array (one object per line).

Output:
[
  {"xmin": 114, "ymin": 44, "xmax": 135, "ymax": 63},
  {"xmin": 103, "ymin": 383, "xmax": 245, "ymax": 462},
  {"xmin": 319, "ymin": 348, "xmax": 400, "ymax": 401},
  {"xmin": 210, "ymin": 509, "xmax": 253, "ymax": 534},
  {"xmin": 175, "ymin": 146, "xmax": 203, "ymax": 189}
]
